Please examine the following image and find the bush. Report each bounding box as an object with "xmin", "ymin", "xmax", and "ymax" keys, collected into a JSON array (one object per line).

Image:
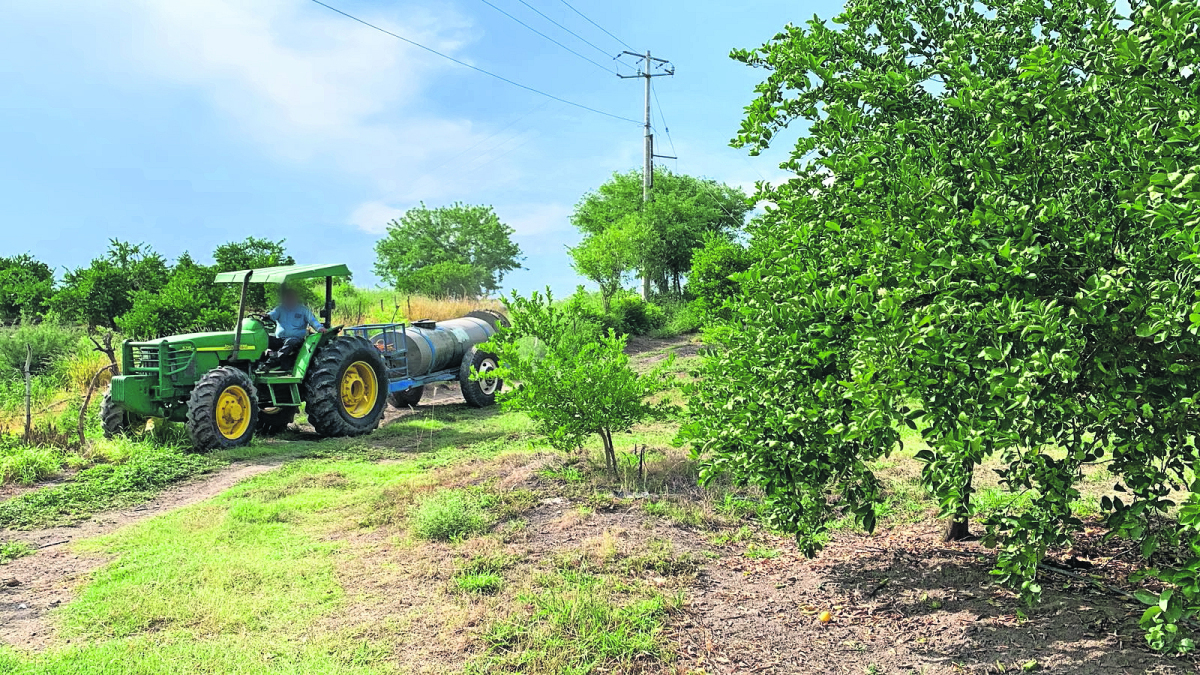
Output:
[
  {"xmin": 687, "ymin": 234, "xmax": 752, "ymax": 319},
  {"xmin": 610, "ymin": 295, "xmax": 665, "ymax": 336},
  {"xmin": 0, "ymin": 438, "xmax": 62, "ymax": 485},
  {"xmin": 0, "ymin": 322, "xmax": 80, "ymax": 379},
  {"xmin": 410, "ymin": 489, "xmax": 490, "ymax": 541}
]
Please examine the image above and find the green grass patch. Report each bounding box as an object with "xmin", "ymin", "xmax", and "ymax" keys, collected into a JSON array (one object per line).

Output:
[
  {"xmin": 0, "ymin": 540, "xmax": 34, "ymax": 563},
  {"xmin": 641, "ymin": 499, "xmax": 707, "ymax": 529},
  {"xmin": 454, "ymin": 571, "xmax": 505, "ymax": 594},
  {"xmin": 743, "ymin": 543, "xmax": 780, "ymax": 559},
  {"xmin": 411, "ymin": 489, "xmax": 491, "ymax": 541},
  {"xmin": 474, "ymin": 569, "xmax": 679, "ymax": 674},
  {"xmin": 0, "ymin": 446, "xmax": 223, "ymax": 529}
]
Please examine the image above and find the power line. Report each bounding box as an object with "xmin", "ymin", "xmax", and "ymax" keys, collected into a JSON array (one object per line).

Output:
[
  {"xmin": 308, "ymin": 0, "xmax": 638, "ymax": 124},
  {"xmin": 513, "ymin": 0, "xmax": 619, "ymax": 62},
  {"xmin": 651, "ymin": 82, "xmax": 677, "ymax": 163},
  {"xmin": 477, "ymin": 0, "xmax": 614, "ymax": 74},
  {"xmin": 557, "ymin": 0, "xmax": 635, "ymax": 52}
]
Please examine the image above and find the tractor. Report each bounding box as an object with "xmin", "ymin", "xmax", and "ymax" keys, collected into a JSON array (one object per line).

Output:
[{"xmin": 100, "ymin": 263, "xmax": 506, "ymax": 451}]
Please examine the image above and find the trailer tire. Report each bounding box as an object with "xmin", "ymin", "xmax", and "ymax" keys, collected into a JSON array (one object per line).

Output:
[
  {"xmin": 388, "ymin": 386, "xmax": 424, "ymax": 409},
  {"xmin": 257, "ymin": 406, "xmax": 297, "ymax": 435},
  {"xmin": 100, "ymin": 390, "xmax": 144, "ymax": 438},
  {"xmin": 305, "ymin": 336, "xmax": 387, "ymax": 437},
  {"xmin": 459, "ymin": 347, "xmax": 501, "ymax": 408},
  {"xmin": 187, "ymin": 367, "xmax": 259, "ymax": 451}
]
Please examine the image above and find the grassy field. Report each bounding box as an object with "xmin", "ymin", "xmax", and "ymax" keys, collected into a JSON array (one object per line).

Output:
[{"xmin": 0, "ymin": 338, "xmax": 1190, "ymax": 674}]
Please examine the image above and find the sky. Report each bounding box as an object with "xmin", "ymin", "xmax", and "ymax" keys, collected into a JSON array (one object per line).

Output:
[{"xmin": 0, "ymin": 0, "xmax": 844, "ymax": 297}]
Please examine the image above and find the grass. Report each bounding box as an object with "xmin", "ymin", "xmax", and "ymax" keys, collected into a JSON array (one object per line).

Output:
[
  {"xmin": 410, "ymin": 488, "xmax": 491, "ymax": 541},
  {"xmin": 474, "ymin": 568, "xmax": 680, "ymax": 674},
  {"xmin": 0, "ymin": 540, "xmax": 35, "ymax": 563}
]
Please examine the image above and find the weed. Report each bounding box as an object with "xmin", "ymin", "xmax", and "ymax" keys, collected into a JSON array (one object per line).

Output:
[
  {"xmin": 642, "ymin": 499, "xmax": 707, "ymax": 529},
  {"xmin": 538, "ymin": 464, "xmax": 586, "ymax": 483},
  {"xmin": 410, "ymin": 489, "xmax": 491, "ymax": 541},
  {"xmin": 709, "ymin": 526, "xmax": 754, "ymax": 546},
  {"xmin": 0, "ymin": 443, "xmax": 61, "ymax": 485},
  {"xmin": 455, "ymin": 572, "xmax": 504, "ymax": 594},
  {"xmin": 744, "ymin": 543, "xmax": 779, "ymax": 559},
  {"xmin": 620, "ymin": 539, "xmax": 699, "ymax": 577},
  {"xmin": 0, "ymin": 540, "xmax": 34, "ymax": 564}
]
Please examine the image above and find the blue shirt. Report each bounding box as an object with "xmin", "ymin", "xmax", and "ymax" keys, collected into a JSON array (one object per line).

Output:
[{"xmin": 268, "ymin": 304, "xmax": 322, "ymax": 339}]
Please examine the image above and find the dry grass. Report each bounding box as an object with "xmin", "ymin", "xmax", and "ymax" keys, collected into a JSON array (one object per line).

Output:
[{"xmin": 334, "ymin": 291, "xmax": 505, "ymax": 326}]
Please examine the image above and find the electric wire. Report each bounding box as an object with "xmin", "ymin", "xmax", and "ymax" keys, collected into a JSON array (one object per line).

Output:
[
  {"xmin": 650, "ymin": 82, "xmax": 677, "ymax": 163},
  {"xmin": 308, "ymin": 0, "xmax": 639, "ymax": 124},
  {"xmin": 513, "ymin": 0, "xmax": 619, "ymax": 62},
  {"xmin": 477, "ymin": 0, "xmax": 614, "ymax": 74},
  {"xmin": 556, "ymin": 0, "xmax": 635, "ymax": 52}
]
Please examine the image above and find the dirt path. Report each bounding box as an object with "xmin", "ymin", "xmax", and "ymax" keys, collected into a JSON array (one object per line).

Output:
[{"xmin": 0, "ymin": 460, "xmax": 282, "ymax": 650}]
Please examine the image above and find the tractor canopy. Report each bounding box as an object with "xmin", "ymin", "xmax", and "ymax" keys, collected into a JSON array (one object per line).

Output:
[{"xmin": 213, "ymin": 263, "xmax": 351, "ymax": 285}]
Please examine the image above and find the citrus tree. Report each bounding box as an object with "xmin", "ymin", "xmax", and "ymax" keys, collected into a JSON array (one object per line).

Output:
[
  {"xmin": 683, "ymin": 0, "xmax": 1200, "ymax": 651},
  {"xmin": 482, "ymin": 290, "xmax": 675, "ymax": 477}
]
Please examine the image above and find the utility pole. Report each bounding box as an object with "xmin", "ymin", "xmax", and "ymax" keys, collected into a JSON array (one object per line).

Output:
[{"xmin": 619, "ymin": 51, "xmax": 674, "ymax": 298}]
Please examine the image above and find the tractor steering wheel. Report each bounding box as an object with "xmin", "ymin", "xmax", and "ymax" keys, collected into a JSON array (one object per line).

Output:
[{"xmin": 255, "ymin": 313, "xmax": 277, "ymax": 331}]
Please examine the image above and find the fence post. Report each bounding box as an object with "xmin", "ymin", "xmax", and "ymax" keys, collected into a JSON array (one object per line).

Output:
[{"xmin": 24, "ymin": 344, "xmax": 32, "ymax": 442}]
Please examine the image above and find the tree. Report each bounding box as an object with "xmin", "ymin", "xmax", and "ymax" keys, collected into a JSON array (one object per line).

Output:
[
  {"xmin": 117, "ymin": 253, "xmax": 233, "ymax": 339},
  {"xmin": 49, "ymin": 240, "xmax": 169, "ymax": 330},
  {"xmin": 572, "ymin": 169, "xmax": 750, "ymax": 297},
  {"xmin": 568, "ymin": 217, "xmax": 641, "ymax": 312},
  {"xmin": 687, "ymin": 233, "xmax": 753, "ymax": 319},
  {"xmin": 482, "ymin": 290, "xmax": 675, "ymax": 477},
  {"xmin": 683, "ymin": 0, "xmax": 1200, "ymax": 651},
  {"xmin": 0, "ymin": 254, "xmax": 54, "ymax": 322},
  {"xmin": 374, "ymin": 203, "xmax": 523, "ymax": 297},
  {"xmin": 213, "ymin": 237, "xmax": 296, "ymax": 310}
]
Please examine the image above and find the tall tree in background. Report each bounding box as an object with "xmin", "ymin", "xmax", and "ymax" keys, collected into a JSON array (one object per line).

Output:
[
  {"xmin": 49, "ymin": 240, "xmax": 170, "ymax": 330},
  {"xmin": 684, "ymin": 0, "xmax": 1200, "ymax": 651},
  {"xmin": 0, "ymin": 254, "xmax": 55, "ymax": 322},
  {"xmin": 213, "ymin": 237, "xmax": 296, "ymax": 309},
  {"xmin": 374, "ymin": 203, "xmax": 523, "ymax": 298},
  {"xmin": 572, "ymin": 168, "xmax": 750, "ymax": 297}
]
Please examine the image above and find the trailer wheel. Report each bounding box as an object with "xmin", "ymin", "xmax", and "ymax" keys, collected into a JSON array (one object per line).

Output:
[
  {"xmin": 459, "ymin": 347, "xmax": 501, "ymax": 408},
  {"xmin": 187, "ymin": 367, "xmax": 259, "ymax": 451},
  {"xmin": 100, "ymin": 390, "xmax": 145, "ymax": 438},
  {"xmin": 257, "ymin": 406, "xmax": 297, "ymax": 435},
  {"xmin": 388, "ymin": 386, "xmax": 424, "ymax": 409},
  {"xmin": 305, "ymin": 336, "xmax": 387, "ymax": 437}
]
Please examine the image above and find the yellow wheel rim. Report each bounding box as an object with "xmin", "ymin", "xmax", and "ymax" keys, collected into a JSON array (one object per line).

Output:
[
  {"xmin": 340, "ymin": 361, "xmax": 378, "ymax": 419},
  {"xmin": 215, "ymin": 385, "xmax": 252, "ymax": 439}
]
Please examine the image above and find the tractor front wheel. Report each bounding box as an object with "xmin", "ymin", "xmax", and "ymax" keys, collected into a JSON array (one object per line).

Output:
[
  {"xmin": 100, "ymin": 390, "xmax": 145, "ymax": 438},
  {"xmin": 305, "ymin": 336, "xmax": 387, "ymax": 438},
  {"xmin": 187, "ymin": 367, "xmax": 259, "ymax": 451}
]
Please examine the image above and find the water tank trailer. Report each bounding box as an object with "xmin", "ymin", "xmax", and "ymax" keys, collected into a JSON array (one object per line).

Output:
[{"xmin": 347, "ymin": 309, "xmax": 509, "ymax": 409}]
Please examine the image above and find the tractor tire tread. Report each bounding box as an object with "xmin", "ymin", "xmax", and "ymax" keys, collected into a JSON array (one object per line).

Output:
[
  {"xmin": 304, "ymin": 335, "xmax": 387, "ymax": 438},
  {"xmin": 187, "ymin": 366, "xmax": 259, "ymax": 451}
]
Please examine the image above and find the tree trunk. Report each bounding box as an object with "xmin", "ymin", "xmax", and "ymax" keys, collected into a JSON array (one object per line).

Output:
[
  {"xmin": 641, "ymin": 275, "xmax": 651, "ymax": 300},
  {"xmin": 602, "ymin": 292, "xmax": 611, "ymax": 314},
  {"xmin": 943, "ymin": 468, "xmax": 974, "ymax": 542},
  {"xmin": 600, "ymin": 430, "xmax": 617, "ymax": 479},
  {"xmin": 673, "ymin": 273, "xmax": 681, "ymax": 296},
  {"xmin": 78, "ymin": 364, "xmax": 117, "ymax": 448}
]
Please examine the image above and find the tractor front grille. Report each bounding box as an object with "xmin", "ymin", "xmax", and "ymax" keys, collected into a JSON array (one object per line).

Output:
[{"xmin": 127, "ymin": 343, "xmax": 196, "ymax": 376}]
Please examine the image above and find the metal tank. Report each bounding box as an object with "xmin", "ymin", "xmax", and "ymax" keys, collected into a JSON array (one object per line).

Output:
[{"xmin": 367, "ymin": 309, "xmax": 508, "ymax": 378}]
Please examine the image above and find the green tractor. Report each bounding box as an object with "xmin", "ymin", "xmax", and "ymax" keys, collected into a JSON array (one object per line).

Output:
[{"xmin": 100, "ymin": 263, "xmax": 504, "ymax": 451}]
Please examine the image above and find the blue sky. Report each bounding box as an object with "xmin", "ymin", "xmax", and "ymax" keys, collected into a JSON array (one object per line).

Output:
[{"xmin": 0, "ymin": 0, "xmax": 842, "ymax": 296}]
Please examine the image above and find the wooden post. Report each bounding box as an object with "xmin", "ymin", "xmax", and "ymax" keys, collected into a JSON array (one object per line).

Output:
[
  {"xmin": 79, "ymin": 364, "xmax": 117, "ymax": 448},
  {"xmin": 23, "ymin": 345, "xmax": 32, "ymax": 442}
]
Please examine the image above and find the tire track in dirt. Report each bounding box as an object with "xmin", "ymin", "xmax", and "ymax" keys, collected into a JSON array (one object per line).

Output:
[{"xmin": 0, "ymin": 460, "xmax": 283, "ymax": 650}]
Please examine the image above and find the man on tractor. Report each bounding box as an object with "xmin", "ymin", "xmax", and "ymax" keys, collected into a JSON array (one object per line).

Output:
[{"xmin": 262, "ymin": 286, "xmax": 325, "ymax": 370}]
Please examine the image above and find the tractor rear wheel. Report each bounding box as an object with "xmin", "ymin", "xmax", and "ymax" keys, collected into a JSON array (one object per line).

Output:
[
  {"xmin": 459, "ymin": 347, "xmax": 501, "ymax": 408},
  {"xmin": 304, "ymin": 336, "xmax": 387, "ymax": 438},
  {"xmin": 257, "ymin": 406, "xmax": 297, "ymax": 435},
  {"xmin": 388, "ymin": 385, "xmax": 424, "ymax": 409},
  {"xmin": 187, "ymin": 367, "xmax": 259, "ymax": 451},
  {"xmin": 99, "ymin": 390, "xmax": 145, "ymax": 438}
]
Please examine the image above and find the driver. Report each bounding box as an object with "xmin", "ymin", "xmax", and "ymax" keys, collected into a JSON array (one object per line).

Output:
[{"xmin": 262, "ymin": 286, "xmax": 326, "ymax": 369}]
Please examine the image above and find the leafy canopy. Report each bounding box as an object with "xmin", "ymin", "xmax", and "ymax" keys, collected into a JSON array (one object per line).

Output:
[
  {"xmin": 0, "ymin": 254, "xmax": 54, "ymax": 322},
  {"xmin": 373, "ymin": 203, "xmax": 523, "ymax": 298},
  {"xmin": 572, "ymin": 169, "xmax": 750, "ymax": 293},
  {"xmin": 684, "ymin": 0, "xmax": 1200, "ymax": 651}
]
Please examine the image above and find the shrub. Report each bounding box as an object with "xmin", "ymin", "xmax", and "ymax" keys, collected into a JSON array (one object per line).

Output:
[
  {"xmin": 0, "ymin": 322, "xmax": 80, "ymax": 379},
  {"xmin": 687, "ymin": 234, "xmax": 752, "ymax": 319},
  {"xmin": 410, "ymin": 489, "xmax": 490, "ymax": 541},
  {"xmin": 610, "ymin": 295, "xmax": 665, "ymax": 335}
]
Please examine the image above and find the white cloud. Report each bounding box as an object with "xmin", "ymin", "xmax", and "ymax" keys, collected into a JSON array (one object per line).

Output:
[{"xmin": 348, "ymin": 201, "xmax": 405, "ymax": 234}]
